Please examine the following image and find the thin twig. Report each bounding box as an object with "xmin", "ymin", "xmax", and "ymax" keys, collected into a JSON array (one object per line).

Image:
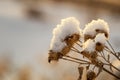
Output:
[
  {"xmin": 106, "ymin": 41, "xmax": 120, "ymax": 60},
  {"xmin": 76, "ymin": 42, "xmax": 82, "ymax": 47},
  {"xmin": 102, "ymin": 68, "xmax": 120, "ymax": 79},
  {"xmin": 71, "ymin": 48, "xmax": 79, "ymax": 53},
  {"xmin": 105, "ymin": 47, "xmax": 120, "ymax": 61},
  {"xmin": 107, "ymin": 40, "xmax": 116, "ymax": 54},
  {"xmin": 64, "ymin": 55, "xmax": 90, "ymax": 63},
  {"xmin": 72, "ymin": 47, "xmax": 81, "ymax": 54},
  {"xmin": 100, "ymin": 51, "xmax": 120, "ymax": 72},
  {"xmin": 61, "ymin": 58, "xmax": 89, "ymax": 65}
]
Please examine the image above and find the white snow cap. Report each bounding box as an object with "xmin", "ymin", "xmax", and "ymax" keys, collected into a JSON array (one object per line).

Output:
[
  {"xmin": 83, "ymin": 19, "xmax": 109, "ymax": 37},
  {"xmin": 83, "ymin": 39, "xmax": 96, "ymax": 53},
  {"xmin": 50, "ymin": 17, "xmax": 81, "ymax": 52},
  {"xmin": 95, "ymin": 33, "xmax": 107, "ymax": 44}
]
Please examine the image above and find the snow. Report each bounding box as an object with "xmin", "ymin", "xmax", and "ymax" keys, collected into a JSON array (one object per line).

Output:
[
  {"xmin": 95, "ymin": 33, "xmax": 107, "ymax": 44},
  {"xmin": 83, "ymin": 23, "xmax": 96, "ymax": 37},
  {"xmin": 83, "ymin": 19, "xmax": 109, "ymax": 38},
  {"xmin": 50, "ymin": 17, "xmax": 81, "ymax": 52},
  {"xmin": 83, "ymin": 39, "xmax": 96, "ymax": 53}
]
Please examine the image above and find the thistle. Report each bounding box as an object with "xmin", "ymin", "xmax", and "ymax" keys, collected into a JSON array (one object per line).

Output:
[{"xmin": 48, "ymin": 17, "xmax": 120, "ymax": 80}]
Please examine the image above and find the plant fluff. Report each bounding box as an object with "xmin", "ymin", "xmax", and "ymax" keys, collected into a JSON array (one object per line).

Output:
[{"xmin": 48, "ymin": 17, "xmax": 120, "ymax": 80}]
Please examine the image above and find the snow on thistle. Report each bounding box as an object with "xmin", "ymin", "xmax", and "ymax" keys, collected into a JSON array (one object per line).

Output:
[
  {"xmin": 48, "ymin": 17, "xmax": 82, "ymax": 62},
  {"xmin": 48, "ymin": 17, "xmax": 120, "ymax": 79},
  {"xmin": 95, "ymin": 33, "xmax": 107, "ymax": 51},
  {"xmin": 83, "ymin": 19, "xmax": 109, "ymax": 41},
  {"xmin": 83, "ymin": 39, "xmax": 95, "ymax": 53}
]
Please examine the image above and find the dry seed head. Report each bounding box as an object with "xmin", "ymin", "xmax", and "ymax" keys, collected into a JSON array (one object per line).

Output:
[
  {"xmin": 48, "ymin": 50, "xmax": 62, "ymax": 63},
  {"xmin": 50, "ymin": 17, "xmax": 81, "ymax": 53},
  {"xmin": 95, "ymin": 42, "xmax": 104, "ymax": 51},
  {"xmin": 95, "ymin": 29, "xmax": 109, "ymax": 38},
  {"xmin": 93, "ymin": 19, "xmax": 109, "ymax": 38},
  {"xmin": 90, "ymin": 51, "xmax": 98, "ymax": 59},
  {"xmin": 61, "ymin": 46, "xmax": 71, "ymax": 56},
  {"xmin": 64, "ymin": 34, "xmax": 80, "ymax": 47},
  {"xmin": 87, "ymin": 70, "xmax": 96, "ymax": 80},
  {"xmin": 84, "ymin": 34, "xmax": 95, "ymax": 42},
  {"xmin": 81, "ymin": 50, "xmax": 91, "ymax": 59},
  {"xmin": 95, "ymin": 33, "xmax": 106, "ymax": 51},
  {"xmin": 83, "ymin": 19, "xmax": 109, "ymax": 41}
]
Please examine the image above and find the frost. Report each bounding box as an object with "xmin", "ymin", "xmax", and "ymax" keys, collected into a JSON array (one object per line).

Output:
[
  {"xmin": 83, "ymin": 39, "xmax": 95, "ymax": 53},
  {"xmin": 50, "ymin": 17, "xmax": 81, "ymax": 52}
]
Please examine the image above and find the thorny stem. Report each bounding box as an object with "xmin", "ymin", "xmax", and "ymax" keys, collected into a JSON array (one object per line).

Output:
[{"xmin": 106, "ymin": 41, "xmax": 120, "ymax": 60}]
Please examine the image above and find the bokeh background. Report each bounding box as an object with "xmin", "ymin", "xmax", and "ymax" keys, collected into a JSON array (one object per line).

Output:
[{"xmin": 0, "ymin": 0, "xmax": 120, "ymax": 80}]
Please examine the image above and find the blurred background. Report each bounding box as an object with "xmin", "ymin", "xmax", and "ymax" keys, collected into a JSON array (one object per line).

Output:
[{"xmin": 0, "ymin": 0, "xmax": 120, "ymax": 80}]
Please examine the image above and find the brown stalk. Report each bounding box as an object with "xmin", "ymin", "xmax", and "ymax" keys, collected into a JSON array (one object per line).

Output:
[
  {"xmin": 100, "ymin": 51, "xmax": 120, "ymax": 72},
  {"xmin": 106, "ymin": 41, "xmax": 120, "ymax": 60},
  {"xmin": 61, "ymin": 58, "xmax": 89, "ymax": 65},
  {"xmin": 64, "ymin": 55, "xmax": 90, "ymax": 63}
]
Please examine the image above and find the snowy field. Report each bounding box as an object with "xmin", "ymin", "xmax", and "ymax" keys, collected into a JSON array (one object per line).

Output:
[{"xmin": 0, "ymin": 1, "xmax": 120, "ymax": 80}]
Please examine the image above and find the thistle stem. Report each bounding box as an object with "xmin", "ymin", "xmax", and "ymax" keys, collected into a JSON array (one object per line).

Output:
[
  {"xmin": 61, "ymin": 58, "xmax": 89, "ymax": 65},
  {"xmin": 64, "ymin": 55, "xmax": 90, "ymax": 63},
  {"xmin": 102, "ymin": 68, "xmax": 120, "ymax": 79},
  {"xmin": 76, "ymin": 42, "xmax": 82, "ymax": 47},
  {"xmin": 107, "ymin": 40, "xmax": 120, "ymax": 61},
  {"xmin": 100, "ymin": 52, "xmax": 120, "ymax": 72}
]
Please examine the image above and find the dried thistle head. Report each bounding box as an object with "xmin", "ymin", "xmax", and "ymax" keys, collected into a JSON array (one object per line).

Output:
[
  {"xmin": 61, "ymin": 46, "xmax": 70, "ymax": 56},
  {"xmin": 95, "ymin": 29, "xmax": 109, "ymax": 38},
  {"xmin": 48, "ymin": 45, "xmax": 71, "ymax": 63},
  {"xmin": 84, "ymin": 34, "xmax": 95, "ymax": 42},
  {"xmin": 64, "ymin": 34, "xmax": 80, "ymax": 47},
  {"xmin": 48, "ymin": 50, "xmax": 62, "ymax": 63},
  {"xmin": 90, "ymin": 51, "xmax": 98, "ymax": 59},
  {"xmin": 48, "ymin": 34, "xmax": 80, "ymax": 63},
  {"xmin": 87, "ymin": 70, "xmax": 96, "ymax": 80},
  {"xmin": 95, "ymin": 42, "xmax": 104, "ymax": 51},
  {"xmin": 83, "ymin": 19, "xmax": 109, "ymax": 41},
  {"xmin": 81, "ymin": 50, "xmax": 91, "ymax": 58},
  {"xmin": 95, "ymin": 33, "xmax": 106, "ymax": 52},
  {"xmin": 49, "ymin": 17, "xmax": 82, "ymax": 61}
]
